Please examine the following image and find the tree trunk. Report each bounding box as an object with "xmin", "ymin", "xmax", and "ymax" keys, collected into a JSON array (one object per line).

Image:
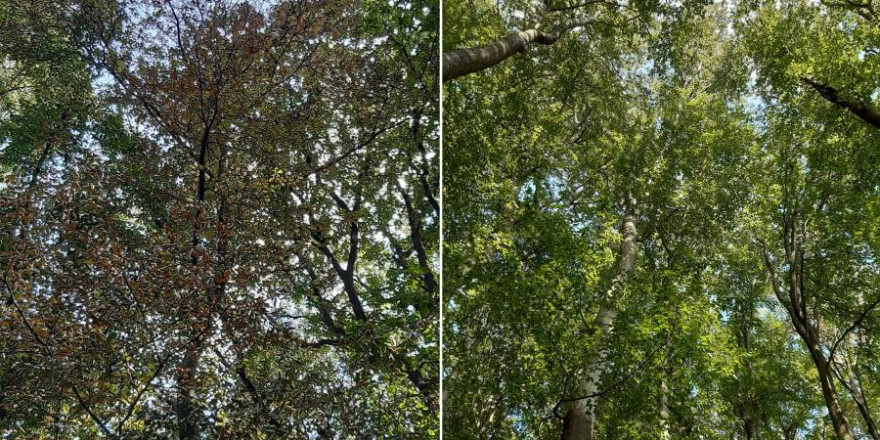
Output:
[
  {"xmin": 442, "ymin": 18, "xmax": 589, "ymax": 81},
  {"xmin": 562, "ymin": 206, "xmax": 637, "ymax": 440},
  {"xmin": 660, "ymin": 374, "xmax": 671, "ymax": 440},
  {"xmin": 835, "ymin": 357, "xmax": 880, "ymax": 440},
  {"xmin": 744, "ymin": 417, "xmax": 757, "ymax": 440},
  {"xmin": 176, "ymin": 129, "xmax": 213, "ymax": 439},
  {"xmin": 759, "ymin": 232, "xmax": 855, "ymax": 440},
  {"xmin": 734, "ymin": 404, "xmax": 758, "ymax": 440},
  {"xmin": 577, "ymin": 305, "xmax": 617, "ymax": 440},
  {"xmin": 809, "ymin": 345, "xmax": 856, "ymax": 440},
  {"xmin": 854, "ymin": 396, "xmax": 880, "ymax": 440},
  {"xmin": 783, "ymin": 423, "xmax": 797, "ymax": 440},
  {"xmin": 176, "ymin": 344, "xmax": 201, "ymax": 439},
  {"xmin": 855, "ymin": 332, "xmax": 880, "ymax": 440}
]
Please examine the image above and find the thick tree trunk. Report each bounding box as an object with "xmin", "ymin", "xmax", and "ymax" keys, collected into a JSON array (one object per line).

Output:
[
  {"xmin": 562, "ymin": 407, "xmax": 591, "ymax": 440},
  {"xmin": 442, "ymin": 18, "xmax": 589, "ymax": 81},
  {"xmin": 744, "ymin": 417, "xmax": 757, "ymax": 440},
  {"xmin": 802, "ymin": 77, "xmax": 880, "ymax": 130},
  {"xmin": 562, "ymin": 207, "xmax": 637, "ymax": 440}
]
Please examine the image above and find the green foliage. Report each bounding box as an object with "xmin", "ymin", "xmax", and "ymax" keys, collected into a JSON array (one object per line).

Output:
[{"xmin": 444, "ymin": 0, "xmax": 880, "ymax": 437}]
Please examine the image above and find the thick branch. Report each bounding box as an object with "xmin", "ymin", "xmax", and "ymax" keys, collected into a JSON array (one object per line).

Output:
[
  {"xmin": 802, "ymin": 77, "xmax": 880, "ymax": 130},
  {"xmin": 442, "ymin": 18, "xmax": 590, "ymax": 81},
  {"xmin": 397, "ymin": 182, "xmax": 437, "ymax": 295}
]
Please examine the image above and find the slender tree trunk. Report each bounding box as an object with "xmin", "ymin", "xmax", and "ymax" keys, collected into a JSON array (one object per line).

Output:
[
  {"xmin": 848, "ymin": 329, "xmax": 880, "ymax": 440},
  {"xmin": 442, "ymin": 18, "xmax": 590, "ymax": 81},
  {"xmin": 659, "ymin": 373, "xmax": 671, "ymax": 440},
  {"xmin": 809, "ymin": 343, "xmax": 855, "ymax": 440},
  {"xmin": 400, "ymin": 185, "xmax": 438, "ymax": 295},
  {"xmin": 783, "ymin": 423, "xmax": 797, "ymax": 440},
  {"xmin": 176, "ymin": 129, "xmax": 214, "ymax": 439},
  {"xmin": 854, "ymin": 396, "xmax": 880, "ymax": 440},
  {"xmin": 834, "ymin": 357, "xmax": 880, "ymax": 440},
  {"xmin": 802, "ymin": 77, "xmax": 880, "ymax": 130},
  {"xmin": 567, "ymin": 306, "xmax": 617, "ymax": 440},
  {"xmin": 759, "ymin": 231, "xmax": 855, "ymax": 440},
  {"xmin": 855, "ymin": 332, "xmax": 880, "ymax": 440},
  {"xmin": 786, "ymin": 309, "xmax": 854, "ymax": 440},
  {"xmin": 734, "ymin": 404, "xmax": 758, "ymax": 440},
  {"xmin": 310, "ymin": 184, "xmax": 437, "ymax": 412},
  {"xmin": 562, "ymin": 206, "xmax": 637, "ymax": 440},
  {"xmin": 176, "ymin": 344, "xmax": 201, "ymax": 439}
]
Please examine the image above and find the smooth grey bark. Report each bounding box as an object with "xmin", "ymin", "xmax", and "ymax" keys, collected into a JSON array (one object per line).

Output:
[
  {"xmin": 562, "ymin": 204, "xmax": 637, "ymax": 440},
  {"xmin": 442, "ymin": 18, "xmax": 590, "ymax": 81}
]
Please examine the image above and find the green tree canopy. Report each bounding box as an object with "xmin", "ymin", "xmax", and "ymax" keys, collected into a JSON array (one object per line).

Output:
[{"xmin": 443, "ymin": 0, "xmax": 880, "ymax": 438}]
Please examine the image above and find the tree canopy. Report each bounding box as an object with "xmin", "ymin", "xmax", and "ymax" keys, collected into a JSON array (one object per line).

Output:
[
  {"xmin": 443, "ymin": 0, "xmax": 880, "ymax": 438},
  {"xmin": 1, "ymin": 0, "xmax": 438, "ymax": 438}
]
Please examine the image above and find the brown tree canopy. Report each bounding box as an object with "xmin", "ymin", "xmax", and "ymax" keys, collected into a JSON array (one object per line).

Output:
[{"xmin": 0, "ymin": 0, "xmax": 438, "ymax": 438}]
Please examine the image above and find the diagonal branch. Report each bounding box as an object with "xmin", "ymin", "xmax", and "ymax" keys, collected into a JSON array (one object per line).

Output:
[
  {"xmin": 802, "ymin": 77, "xmax": 880, "ymax": 130},
  {"xmin": 551, "ymin": 335, "xmax": 671, "ymax": 420},
  {"xmin": 3, "ymin": 278, "xmax": 115, "ymax": 438},
  {"xmin": 442, "ymin": 17, "xmax": 592, "ymax": 81},
  {"xmin": 826, "ymin": 295, "xmax": 880, "ymax": 366}
]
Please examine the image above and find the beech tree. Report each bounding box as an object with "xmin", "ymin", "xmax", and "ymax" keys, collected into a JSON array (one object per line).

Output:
[
  {"xmin": 1, "ymin": 0, "xmax": 438, "ymax": 438},
  {"xmin": 444, "ymin": 0, "xmax": 880, "ymax": 439},
  {"xmin": 440, "ymin": 0, "xmax": 711, "ymax": 81}
]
